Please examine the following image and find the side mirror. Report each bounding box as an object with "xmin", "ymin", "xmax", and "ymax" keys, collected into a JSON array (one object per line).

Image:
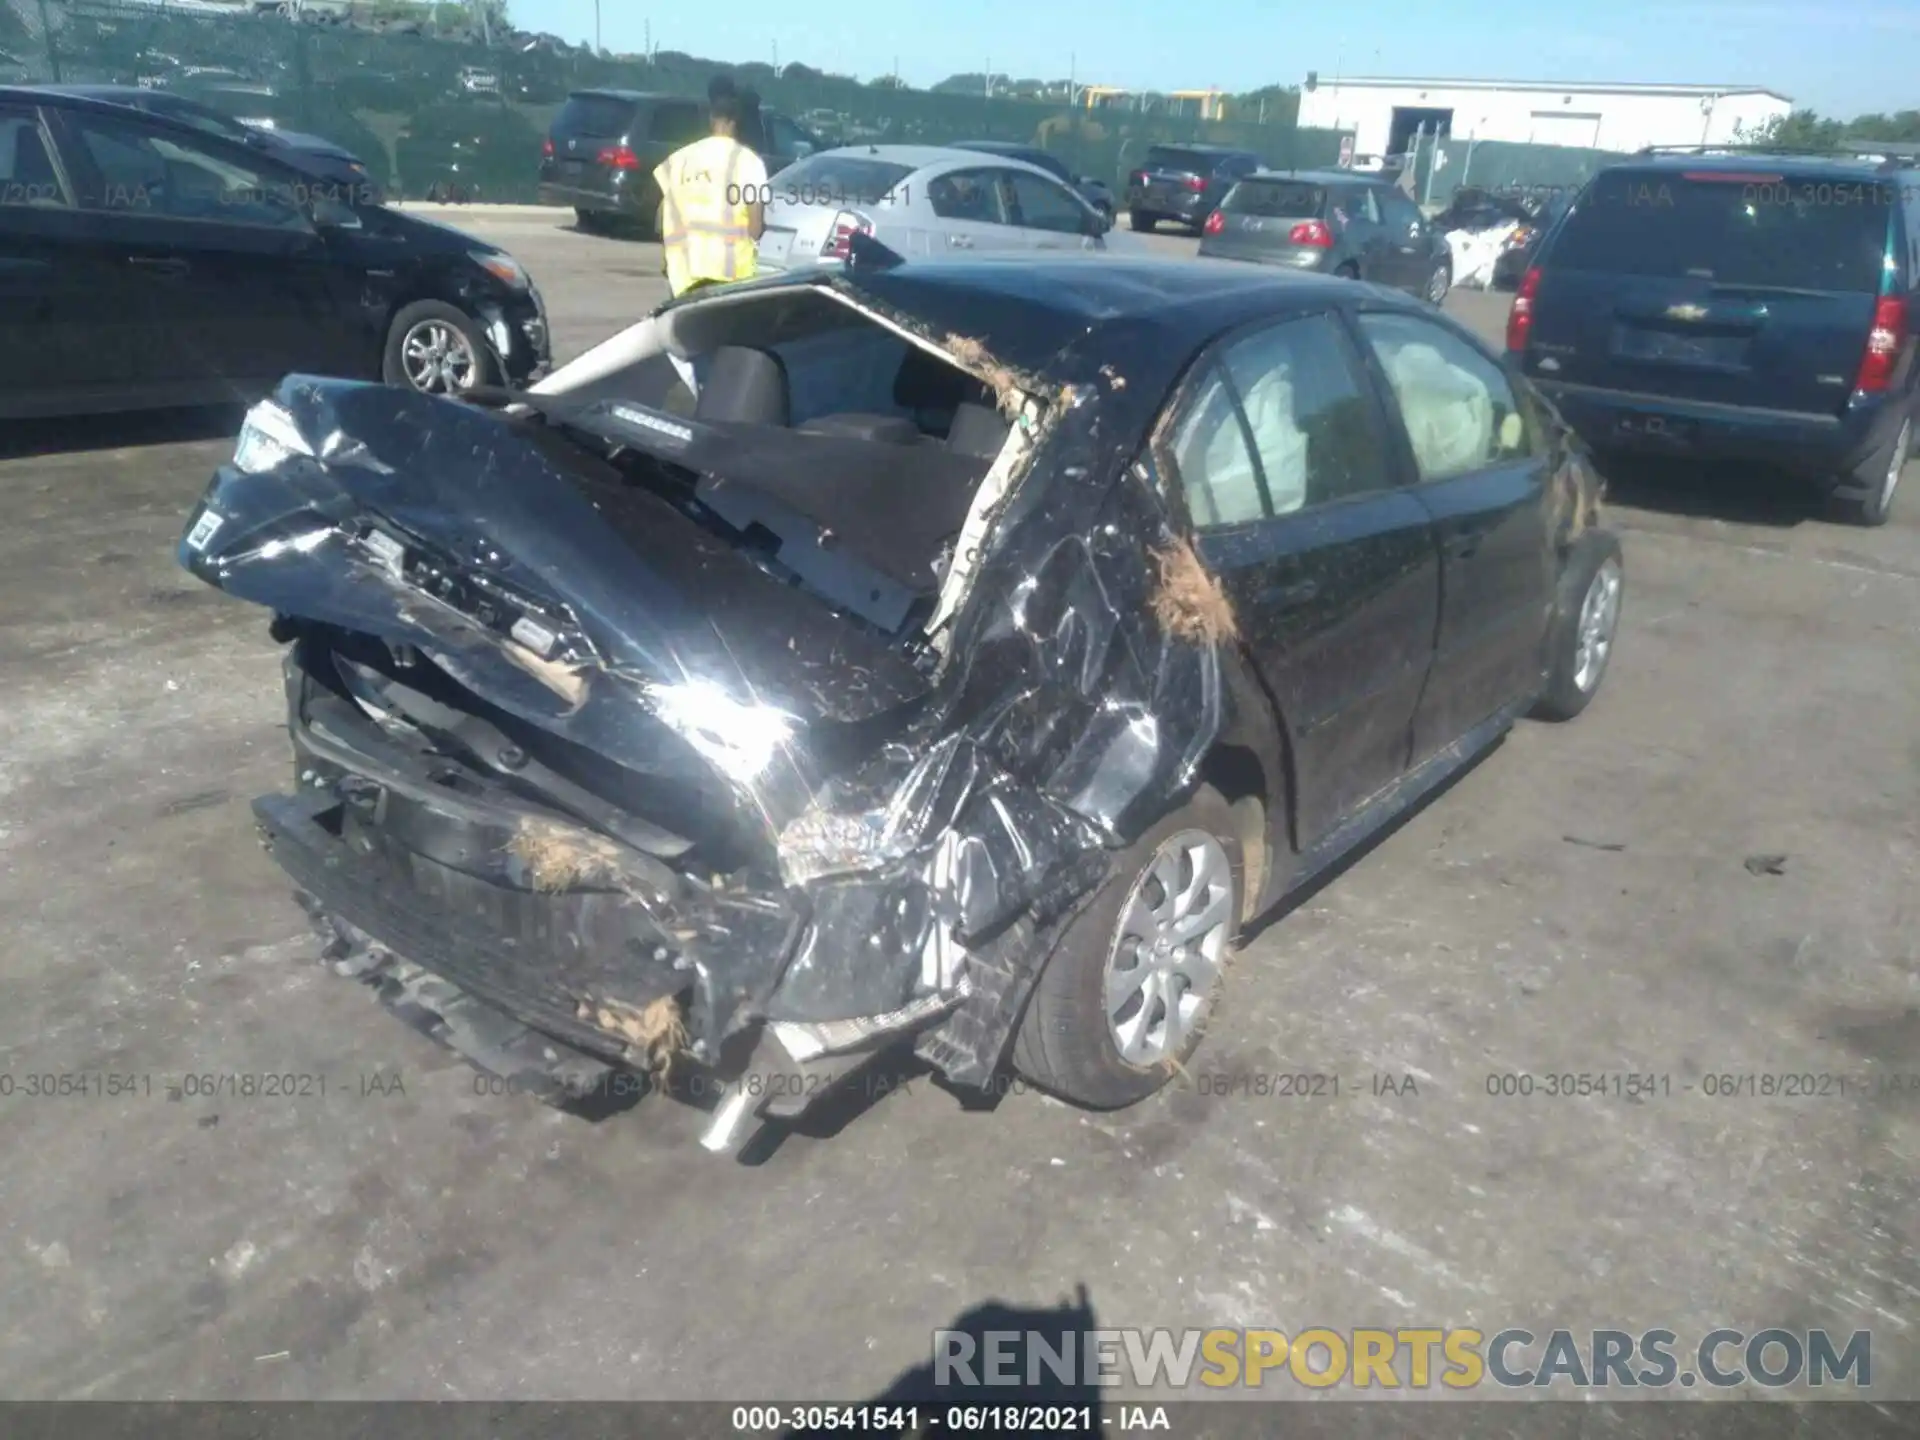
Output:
[{"xmin": 791, "ymin": 140, "xmax": 815, "ymax": 159}]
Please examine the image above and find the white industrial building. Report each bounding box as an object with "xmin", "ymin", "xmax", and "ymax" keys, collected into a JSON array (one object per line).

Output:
[{"xmin": 1296, "ymin": 77, "xmax": 1795, "ymax": 157}]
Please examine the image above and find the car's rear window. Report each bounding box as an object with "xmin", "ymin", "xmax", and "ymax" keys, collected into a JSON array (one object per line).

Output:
[
  {"xmin": 647, "ymin": 101, "xmax": 705, "ymax": 145},
  {"xmin": 1548, "ymin": 168, "xmax": 1893, "ymax": 292},
  {"xmin": 1223, "ymin": 180, "xmax": 1325, "ymax": 218},
  {"xmin": 554, "ymin": 94, "xmax": 638, "ymax": 136},
  {"xmin": 1145, "ymin": 147, "xmax": 1215, "ymax": 174},
  {"xmin": 775, "ymin": 153, "xmax": 914, "ymax": 198}
]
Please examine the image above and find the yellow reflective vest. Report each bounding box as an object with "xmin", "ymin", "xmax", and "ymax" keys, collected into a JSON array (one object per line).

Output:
[{"xmin": 653, "ymin": 135, "xmax": 759, "ymax": 297}]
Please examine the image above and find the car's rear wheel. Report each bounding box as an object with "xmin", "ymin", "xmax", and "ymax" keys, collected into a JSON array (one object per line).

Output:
[
  {"xmin": 1129, "ymin": 210, "xmax": 1156, "ymax": 232},
  {"xmin": 1533, "ymin": 530, "xmax": 1624, "ymax": 722},
  {"xmin": 1833, "ymin": 415, "xmax": 1909, "ymax": 527},
  {"xmin": 1012, "ymin": 786, "xmax": 1242, "ymax": 1108},
  {"xmin": 573, "ymin": 206, "xmax": 602, "ymax": 233},
  {"xmin": 383, "ymin": 300, "xmax": 494, "ymax": 398},
  {"xmin": 1426, "ymin": 260, "xmax": 1452, "ymax": 305}
]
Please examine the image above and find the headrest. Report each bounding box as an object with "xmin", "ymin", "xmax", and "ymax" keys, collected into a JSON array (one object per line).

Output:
[{"xmin": 695, "ymin": 345, "xmax": 790, "ymax": 427}]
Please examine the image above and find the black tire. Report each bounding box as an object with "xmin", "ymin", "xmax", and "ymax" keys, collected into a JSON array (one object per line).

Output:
[
  {"xmin": 574, "ymin": 206, "xmax": 602, "ymax": 234},
  {"xmin": 1334, "ymin": 260, "xmax": 1360, "ymax": 280},
  {"xmin": 1425, "ymin": 260, "xmax": 1452, "ymax": 306},
  {"xmin": 1830, "ymin": 414, "xmax": 1909, "ymax": 527},
  {"xmin": 381, "ymin": 299, "xmax": 495, "ymax": 397},
  {"xmin": 1129, "ymin": 210, "xmax": 1156, "ymax": 232},
  {"xmin": 1012, "ymin": 785, "xmax": 1243, "ymax": 1109},
  {"xmin": 1533, "ymin": 530, "xmax": 1624, "ymax": 722}
]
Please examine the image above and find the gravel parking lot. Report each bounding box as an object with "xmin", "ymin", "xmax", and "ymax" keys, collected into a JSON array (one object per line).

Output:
[{"xmin": 1, "ymin": 209, "xmax": 1916, "ymax": 1406}]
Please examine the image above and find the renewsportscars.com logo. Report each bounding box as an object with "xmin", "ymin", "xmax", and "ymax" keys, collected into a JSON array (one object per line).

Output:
[{"xmin": 933, "ymin": 1327, "xmax": 1873, "ymax": 1391}]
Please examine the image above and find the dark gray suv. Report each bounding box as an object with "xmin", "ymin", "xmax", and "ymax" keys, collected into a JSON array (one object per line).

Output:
[
  {"xmin": 1124, "ymin": 143, "xmax": 1260, "ymax": 233},
  {"xmin": 1197, "ymin": 169, "xmax": 1455, "ymax": 304}
]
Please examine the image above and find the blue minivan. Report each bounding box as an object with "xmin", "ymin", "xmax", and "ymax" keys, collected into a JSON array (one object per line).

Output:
[{"xmin": 1506, "ymin": 147, "xmax": 1920, "ymax": 525}]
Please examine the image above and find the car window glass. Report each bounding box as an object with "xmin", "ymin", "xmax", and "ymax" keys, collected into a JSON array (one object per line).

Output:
[
  {"xmin": 1379, "ymin": 191, "xmax": 1423, "ymax": 229},
  {"xmin": 765, "ymin": 116, "xmax": 804, "ymax": 156},
  {"xmin": 928, "ymin": 167, "xmax": 1006, "ymax": 224},
  {"xmin": 1357, "ymin": 188, "xmax": 1382, "ymax": 223},
  {"xmin": 647, "ymin": 102, "xmax": 705, "ymax": 145},
  {"xmin": 73, "ymin": 116, "xmax": 309, "ymax": 229},
  {"xmin": 1358, "ymin": 311, "xmax": 1530, "ymax": 480},
  {"xmin": 0, "ymin": 108, "xmax": 67, "ymax": 207},
  {"xmin": 155, "ymin": 101, "xmax": 250, "ymax": 144},
  {"xmin": 1006, "ymin": 170, "xmax": 1086, "ymax": 234},
  {"xmin": 1222, "ymin": 313, "xmax": 1392, "ymax": 513},
  {"xmin": 1171, "ymin": 366, "xmax": 1267, "ymax": 528}
]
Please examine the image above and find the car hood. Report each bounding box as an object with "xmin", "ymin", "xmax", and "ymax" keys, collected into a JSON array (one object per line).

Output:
[
  {"xmin": 370, "ymin": 207, "xmax": 507, "ymax": 255},
  {"xmin": 178, "ymin": 376, "xmax": 933, "ymax": 828},
  {"xmin": 268, "ymin": 129, "xmax": 362, "ymax": 163}
]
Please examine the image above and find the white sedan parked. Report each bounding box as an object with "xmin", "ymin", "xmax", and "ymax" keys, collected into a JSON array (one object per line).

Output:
[{"xmin": 753, "ymin": 144, "xmax": 1114, "ymax": 271}]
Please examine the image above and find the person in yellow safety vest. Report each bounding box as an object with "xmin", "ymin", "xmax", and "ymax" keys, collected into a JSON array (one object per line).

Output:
[{"xmin": 654, "ymin": 91, "xmax": 767, "ymax": 299}]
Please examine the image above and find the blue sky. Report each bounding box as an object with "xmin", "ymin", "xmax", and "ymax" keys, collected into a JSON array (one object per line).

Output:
[{"xmin": 512, "ymin": 0, "xmax": 1916, "ymax": 117}]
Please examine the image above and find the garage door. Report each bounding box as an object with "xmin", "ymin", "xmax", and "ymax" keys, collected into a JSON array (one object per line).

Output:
[{"xmin": 1528, "ymin": 112, "xmax": 1602, "ymax": 147}]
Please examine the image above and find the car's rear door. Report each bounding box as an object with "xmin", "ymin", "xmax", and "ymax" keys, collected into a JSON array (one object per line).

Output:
[
  {"xmin": 54, "ymin": 104, "xmax": 361, "ymax": 397},
  {"xmin": 1163, "ymin": 308, "xmax": 1441, "ymax": 845},
  {"xmin": 1375, "ymin": 187, "xmax": 1432, "ymax": 292},
  {"xmin": 1522, "ymin": 166, "xmax": 1889, "ymax": 417},
  {"xmin": 924, "ymin": 165, "xmax": 1018, "ymax": 254},
  {"xmin": 1352, "ymin": 307, "xmax": 1556, "ymax": 754},
  {"xmin": 0, "ymin": 100, "xmax": 148, "ymax": 416}
]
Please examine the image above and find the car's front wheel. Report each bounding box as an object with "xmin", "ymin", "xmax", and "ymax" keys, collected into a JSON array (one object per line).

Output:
[
  {"xmin": 1533, "ymin": 530, "xmax": 1624, "ymax": 721},
  {"xmin": 1425, "ymin": 259, "xmax": 1452, "ymax": 305},
  {"xmin": 383, "ymin": 300, "xmax": 493, "ymax": 397},
  {"xmin": 1129, "ymin": 210, "xmax": 1156, "ymax": 232},
  {"xmin": 1012, "ymin": 785, "xmax": 1242, "ymax": 1108}
]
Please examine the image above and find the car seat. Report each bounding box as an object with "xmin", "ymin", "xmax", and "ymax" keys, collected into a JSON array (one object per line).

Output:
[{"xmin": 693, "ymin": 345, "xmax": 790, "ymax": 427}]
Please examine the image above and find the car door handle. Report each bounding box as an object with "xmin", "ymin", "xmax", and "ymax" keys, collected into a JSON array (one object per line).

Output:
[
  {"xmin": 127, "ymin": 256, "xmax": 190, "ymax": 278},
  {"xmin": 947, "ymin": 234, "xmax": 972, "ymax": 249},
  {"xmin": 1261, "ymin": 578, "xmax": 1319, "ymax": 606}
]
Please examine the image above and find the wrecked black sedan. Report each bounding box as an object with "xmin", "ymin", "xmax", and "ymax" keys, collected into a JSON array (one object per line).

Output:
[{"xmin": 178, "ymin": 252, "xmax": 1620, "ymax": 1153}]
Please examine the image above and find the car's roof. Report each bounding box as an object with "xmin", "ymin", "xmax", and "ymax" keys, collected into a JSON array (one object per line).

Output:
[
  {"xmin": 563, "ymin": 88, "xmax": 688, "ymax": 104},
  {"xmin": 949, "ymin": 140, "xmax": 1041, "ymax": 155},
  {"xmin": 1612, "ymin": 150, "xmax": 1909, "ymax": 179},
  {"xmin": 1145, "ymin": 141, "xmax": 1249, "ymax": 154},
  {"xmin": 817, "ymin": 144, "xmax": 1020, "ymax": 171},
  {"xmin": 1247, "ymin": 168, "xmax": 1370, "ymax": 185},
  {"xmin": 755, "ymin": 254, "xmax": 1426, "ymax": 402}
]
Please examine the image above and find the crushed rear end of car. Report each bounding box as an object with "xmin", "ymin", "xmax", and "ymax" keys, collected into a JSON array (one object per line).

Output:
[{"xmin": 177, "ymin": 263, "xmax": 1237, "ymax": 1153}]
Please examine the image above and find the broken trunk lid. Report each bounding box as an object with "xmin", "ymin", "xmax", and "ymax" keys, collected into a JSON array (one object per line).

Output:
[{"xmin": 187, "ymin": 378, "xmax": 935, "ymax": 727}]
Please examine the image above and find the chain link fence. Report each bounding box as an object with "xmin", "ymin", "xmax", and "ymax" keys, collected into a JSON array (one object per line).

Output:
[{"xmin": 4, "ymin": 1, "xmax": 1634, "ymax": 206}]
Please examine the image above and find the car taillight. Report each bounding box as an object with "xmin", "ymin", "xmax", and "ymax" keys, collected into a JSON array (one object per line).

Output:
[
  {"xmin": 1185, "ymin": 175, "xmax": 1206, "ymax": 192},
  {"xmin": 1506, "ymin": 266, "xmax": 1542, "ymax": 352},
  {"xmin": 1130, "ymin": 170, "xmax": 1148, "ymax": 186},
  {"xmin": 1288, "ymin": 219, "xmax": 1333, "ymax": 247},
  {"xmin": 597, "ymin": 145, "xmax": 640, "ymax": 170},
  {"xmin": 820, "ymin": 210, "xmax": 873, "ymax": 259},
  {"xmin": 1857, "ymin": 294, "xmax": 1907, "ymax": 393},
  {"xmin": 541, "ymin": 137, "xmax": 554, "ymax": 158},
  {"xmin": 1203, "ymin": 210, "xmax": 1225, "ymax": 236}
]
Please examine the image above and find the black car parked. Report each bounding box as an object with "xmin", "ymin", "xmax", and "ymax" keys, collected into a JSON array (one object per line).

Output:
[
  {"xmin": 178, "ymin": 253, "xmax": 1620, "ymax": 1155},
  {"xmin": 35, "ymin": 84, "xmax": 385, "ymax": 202},
  {"xmin": 0, "ymin": 86, "xmax": 549, "ymax": 419},
  {"xmin": 538, "ymin": 89, "xmax": 820, "ymax": 234},
  {"xmin": 948, "ymin": 139, "xmax": 1115, "ymax": 218},
  {"xmin": 1125, "ymin": 142, "xmax": 1260, "ymax": 233},
  {"xmin": 1198, "ymin": 169, "xmax": 1455, "ymax": 303},
  {"xmin": 1509, "ymin": 146, "xmax": 1920, "ymax": 525}
]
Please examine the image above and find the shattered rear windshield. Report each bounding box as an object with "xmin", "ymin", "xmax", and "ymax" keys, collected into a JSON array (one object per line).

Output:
[
  {"xmin": 1222, "ymin": 180, "xmax": 1325, "ymax": 217},
  {"xmin": 1548, "ymin": 169, "xmax": 1892, "ymax": 291}
]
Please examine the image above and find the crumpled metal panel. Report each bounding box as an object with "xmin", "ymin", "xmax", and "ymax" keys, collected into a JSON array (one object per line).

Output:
[{"xmin": 181, "ymin": 307, "xmax": 1230, "ymax": 1084}]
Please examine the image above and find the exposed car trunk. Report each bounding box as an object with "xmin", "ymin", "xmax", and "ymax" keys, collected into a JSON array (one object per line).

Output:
[{"xmin": 1531, "ymin": 168, "xmax": 1888, "ymax": 417}]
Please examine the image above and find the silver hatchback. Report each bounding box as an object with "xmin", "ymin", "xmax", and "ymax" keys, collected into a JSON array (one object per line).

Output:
[{"xmin": 754, "ymin": 144, "xmax": 1113, "ymax": 272}]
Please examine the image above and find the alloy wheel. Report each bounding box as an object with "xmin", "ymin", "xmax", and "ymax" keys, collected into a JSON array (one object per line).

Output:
[
  {"xmin": 400, "ymin": 318, "xmax": 480, "ymax": 395},
  {"xmin": 1881, "ymin": 418, "xmax": 1911, "ymax": 514},
  {"xmin": 1573, "ymin": 557, "xmax": 1623, "ymax": 693},
  {"xmin": 1103, "ymin": 829, "xmax": 1234, "ymax": 1067},
  {"xmin": 1428, "ymin": 264, "xmax": 1450, "ymax": 304}
]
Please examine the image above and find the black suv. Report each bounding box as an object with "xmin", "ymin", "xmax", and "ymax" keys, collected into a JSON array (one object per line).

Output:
[
  {"xmin": 1124, "ymin": 142, "xmax": 1260, "ymax": 233},
  {"xmin": 538, "ymin": 89, "xmax": 819, "ymax": 234},
  {"xmin": 1509, "ymin": 146, "xmax": 1920, "ymax": 525},
  {"xmin": 1198, "ymin": 169, "xmax": 1454, "ymax": 303}
]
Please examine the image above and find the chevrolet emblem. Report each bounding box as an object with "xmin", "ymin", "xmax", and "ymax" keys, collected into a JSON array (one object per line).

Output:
[{"xmin": 1666, "ymin": 304, "xmax": 1708, "ymax": 321}]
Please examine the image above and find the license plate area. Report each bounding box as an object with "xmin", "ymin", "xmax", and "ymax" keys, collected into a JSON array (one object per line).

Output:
[
  {"xmin": 561, "ymin": 159, "xmax": 585, "ymax": 176},
  {"xmin": 1614, "ymin": 325, "xmax": 1749, "ymax": 368},
  {"xmin": 1613, "ymin": 412, "xmax": 1697, "ymax": 443},
  {"xmin": 757, "ymin": 227, "xmax": 794, "ymax": 264}
]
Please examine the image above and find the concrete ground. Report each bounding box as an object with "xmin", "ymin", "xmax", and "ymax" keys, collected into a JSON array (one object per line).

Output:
[{"xmin": 0, "ymin": 209, "xmax": 1916, "ymax": 1406}]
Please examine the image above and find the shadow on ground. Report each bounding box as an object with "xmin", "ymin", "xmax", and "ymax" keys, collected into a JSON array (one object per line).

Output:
[{"xmin": 0, "ymin": 406, "xmax": 247, "ymax": 461}]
